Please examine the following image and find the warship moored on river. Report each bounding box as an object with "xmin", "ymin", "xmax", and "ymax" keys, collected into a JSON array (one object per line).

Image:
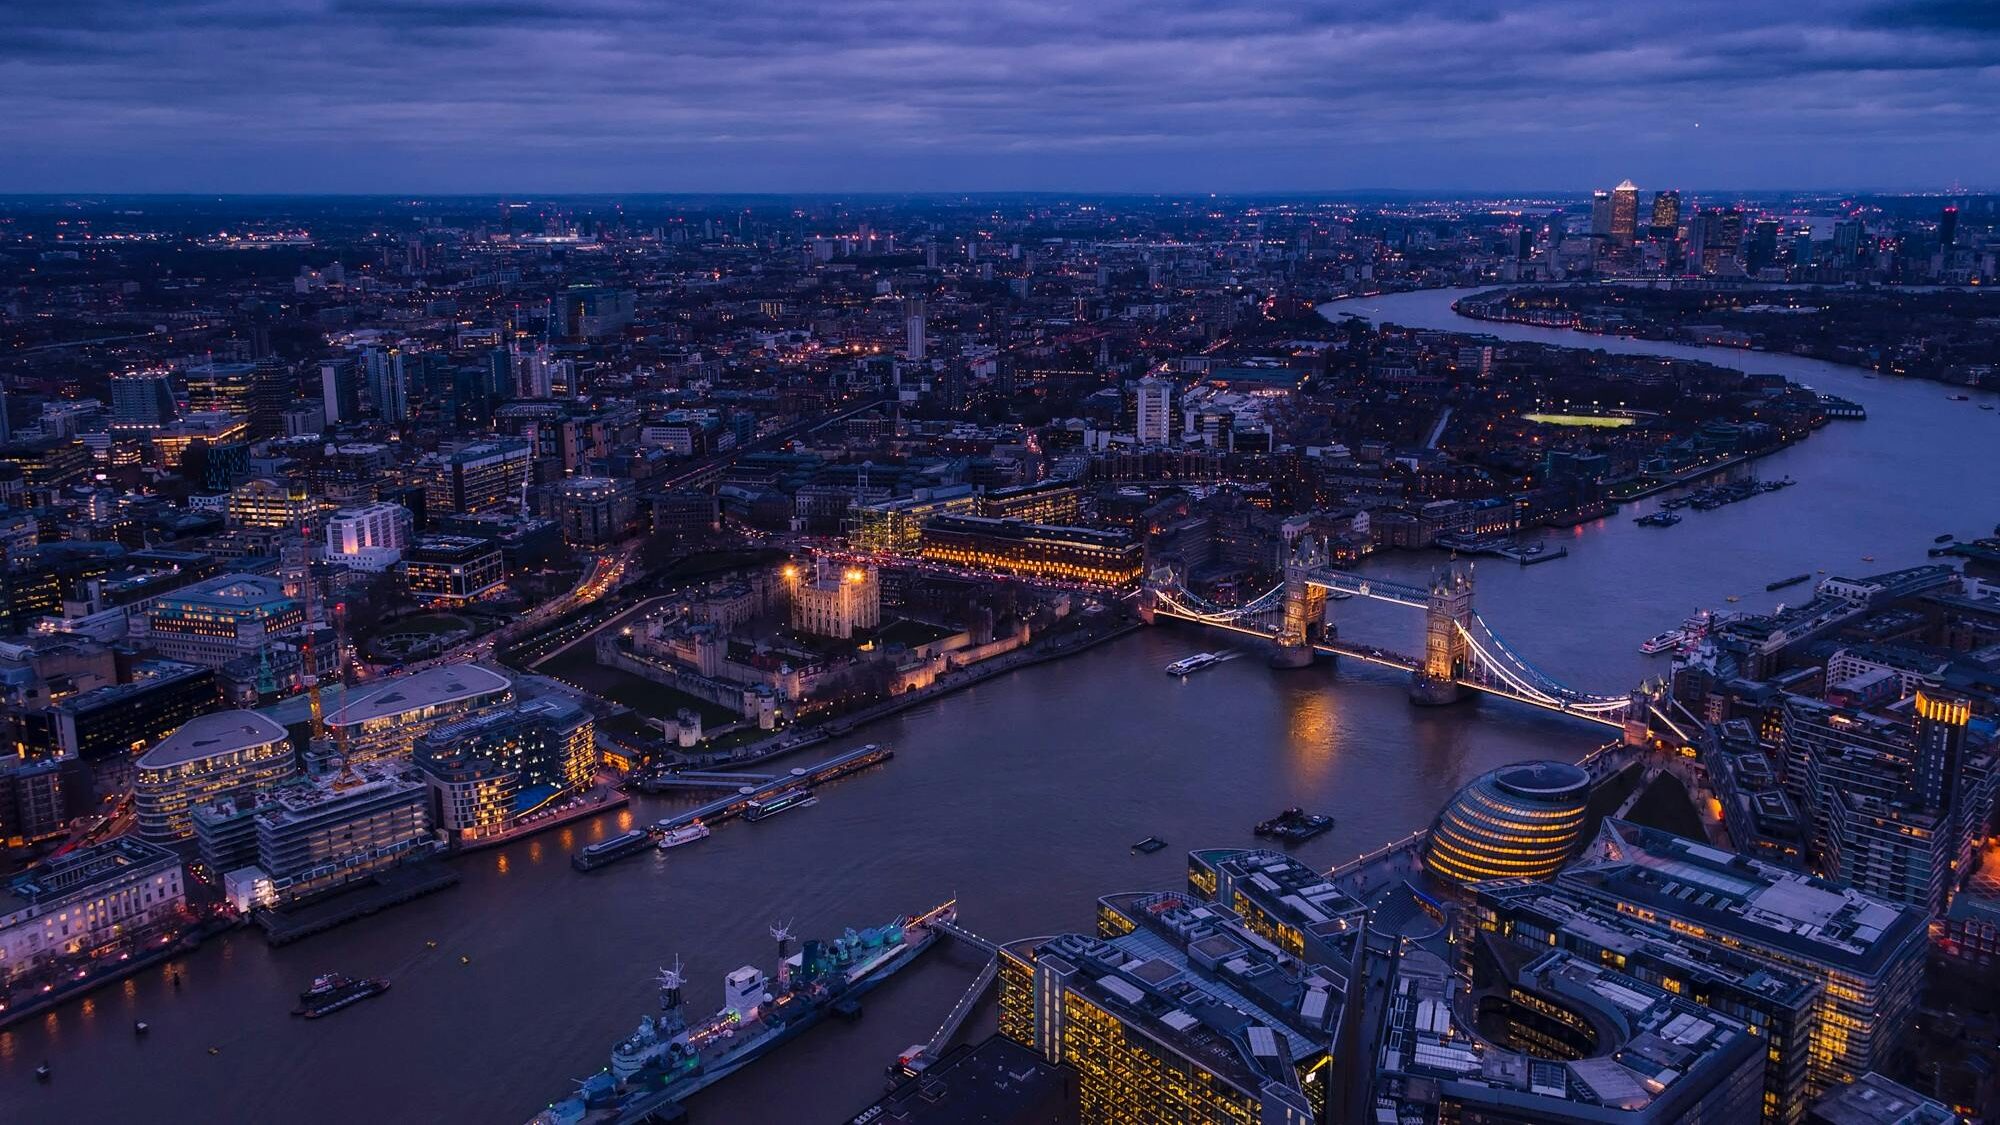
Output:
[{"xmin": 528, "ymin": 901, "xmax": 957, "ymax": 1124}]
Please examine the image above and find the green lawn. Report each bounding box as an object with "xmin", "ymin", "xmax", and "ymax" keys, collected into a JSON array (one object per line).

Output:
[{"xmin": 542, "ymin": 648, "xmax": 741, "ymax": 727}]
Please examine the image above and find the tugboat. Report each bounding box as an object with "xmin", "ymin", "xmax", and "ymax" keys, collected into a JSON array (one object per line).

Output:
[{"xmin": 292, "ymin": 973, "xmax": 391, "ymax": 1019}]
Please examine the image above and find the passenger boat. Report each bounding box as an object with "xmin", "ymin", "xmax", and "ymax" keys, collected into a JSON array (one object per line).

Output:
[
  {"xmin": 1131, "ymin": 836, "xmax": 1168, "ymax": 854},
  {"xmin": 657, "ymin": 821, "xmax": 711, "ymax": 850},
  {"xmin": 744, "ymin": 788, "xmax": 817, "ymax": 822},
  {"xmin": 1164, "ymin": 652, "xmax": 1222, "ymax": 676},
  {"xmin": 1639, "ymin": 630, "xmax": 1684, "ymax": 655}
]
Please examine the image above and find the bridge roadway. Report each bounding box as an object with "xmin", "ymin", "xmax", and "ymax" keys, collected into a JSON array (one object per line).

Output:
[{"xmin": 1150, "ymin": 605, "xmax": 1625, "ymax": 729}]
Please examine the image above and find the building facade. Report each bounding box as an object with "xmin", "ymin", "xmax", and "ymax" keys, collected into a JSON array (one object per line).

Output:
[
  {"xmin": 134, "ymin": 710, "xmax": 296, "ymax": 840},
  {"xmin": 412, "ymin": 696, "xmax": 595, "ymax": 843},
  {"xmin": 321, "ymin": 664, "xmax": 514, "ymax": 763},
  {"xmin": 0, "ymin": 837, "xmax": 185, "ymax": 987}
]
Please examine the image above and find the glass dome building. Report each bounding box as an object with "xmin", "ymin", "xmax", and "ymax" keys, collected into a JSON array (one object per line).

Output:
[{"xmin": 1423, "ymin": 760, "xmax": 1592, "ymax": 886}]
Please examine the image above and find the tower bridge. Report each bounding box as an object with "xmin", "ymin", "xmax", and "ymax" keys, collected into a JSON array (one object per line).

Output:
[{"xmin": 1146, "ymin": 537, "xmax": 1656, "ymax": 732}]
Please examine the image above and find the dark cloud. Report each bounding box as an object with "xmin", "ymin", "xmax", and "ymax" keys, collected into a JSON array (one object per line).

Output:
[
  {"xmin": 1865, "ymin": 0, "xmax": 2000, "ymax": 34},
  {"xmin": 0, "ymin": 0, "xmax": 1991, "ymax": 191}
]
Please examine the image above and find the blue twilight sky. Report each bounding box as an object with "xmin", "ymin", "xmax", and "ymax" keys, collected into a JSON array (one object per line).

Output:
[{"xmin": 1, "ymin": 0, "xmax": 1996, "ymax": 193}]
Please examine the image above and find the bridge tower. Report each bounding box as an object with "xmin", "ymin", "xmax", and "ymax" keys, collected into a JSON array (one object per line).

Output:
[
  {"xmin": 1411, "ymin": 564, "xmax": 1474, "ymax": 705},
  {"xmin": 1270, "ymin": 537, "xmax": 1327, "ymax": 669}
]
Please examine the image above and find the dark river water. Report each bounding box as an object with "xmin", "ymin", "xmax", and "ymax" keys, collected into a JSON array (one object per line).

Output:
[{"xmin": 5, "ymin": 287, "xmax": 1996, "ymax": 1124}]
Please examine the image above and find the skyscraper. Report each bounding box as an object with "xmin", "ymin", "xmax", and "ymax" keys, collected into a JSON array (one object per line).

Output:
[
  {"xmin": 187, "ymin": 359, "xmax": 289, "ymax": 439},
  {"xmin": 1133, "ymin": 376, "xmax": 1172, "ymax": 445},
  {"xmin": 1939, "ymin": 204, "xmax": 1959, "ymax": 249},
  {"xmin": 1913, "ymin": 688, "xmax": 1970, "ymax": 817},
  {"xmin": 1589, "ymin": 190, "xmax": 1612, "ymax": 238},
  {"xmin": 319, "ymin": 358, "xmax": 361, "ymax": 424},
  {"xmin": 902, "ymin": 297, "xmax": 926, "ymax": 361},
  {"xmin": 1650, "ymin": 189, "xmax": 1681, "ymax": 238},
  {"xmin": 1747, "ymin": 219, "xmax": 1781, "ymax": 273},
  {"xmin": 1610, "ymin": 179, "xmax": 1640, "ymax": 243},
  {"xmin": 1833, "ymin": 218, "xmax": 1865, "ymax": 265},
  {"xmin": 364, "ymin": 347, "xmax": 411, "ymax": 423},
  {"xmin": 111, "ymin": 372, "xmax": 179, "ymax": 430}
]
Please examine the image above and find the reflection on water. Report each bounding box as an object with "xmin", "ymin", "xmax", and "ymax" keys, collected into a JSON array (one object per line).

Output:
[
  {"xmin": 8, "ymin": 290, "xmax": 1996, "ymax": 1124},
  {"xmin": 1282, "ymin": 681, "xmax": 1339, "ymax": 789}
]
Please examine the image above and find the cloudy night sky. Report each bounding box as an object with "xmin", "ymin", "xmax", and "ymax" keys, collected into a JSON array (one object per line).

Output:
[{"xmin": 3, "ymin": 0, "xmax": 1996, "ymax": 193}]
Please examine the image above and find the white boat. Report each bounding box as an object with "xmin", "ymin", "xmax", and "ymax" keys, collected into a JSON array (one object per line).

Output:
[
  {"xmin": 1165, "ymin": 652, "xmax": 1222, "ymax": 676},
  {"xmin": 1638, "ymin": 631, "xmax": 1684, "ymax": 655},
  {"xmin": 658, "ymin": 821, "xmax": 711, "ymax": 850}
]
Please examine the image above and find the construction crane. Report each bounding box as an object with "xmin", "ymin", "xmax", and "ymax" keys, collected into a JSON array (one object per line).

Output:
[{"xmin": 286, "ymin": 516, "xmax": 327, "ymax": 740}]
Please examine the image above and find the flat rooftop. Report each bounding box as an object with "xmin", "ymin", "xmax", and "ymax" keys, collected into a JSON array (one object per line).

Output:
[
  {"xmin": 324, "ymin": 664, "xmax": 512, "ymax": 726},
  {"xmin": 3, "ymin": 836, "xmax": 181, "ymax": 913},
  {"xmin": 1807, "ymin": 1071, "xmax": 1956, "ymax": 1125},
  {"xmin": 1557, "ymin": 820, "xmax": 1926, "ymax": 979},
  {"xmin": 138, "ymin": 709, "xmax": 289, "ymax": 769},
  {"xmin": 152, "ymin": 573, "xmax": 294, "ymax": 611}
]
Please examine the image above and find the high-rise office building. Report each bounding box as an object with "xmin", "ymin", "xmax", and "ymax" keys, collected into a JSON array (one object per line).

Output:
[
  {"xmin": 1589, "ymin": 190, "xmax": 1612, "ymax": 238},
  {"xmin": 1133, "ymin": 376, "xmax": 1173, "ymax": 445},
  {"xmin": 1939, "ymin": 204, "xmax": 1959, "ymax": 250},
  {"xmin": 110, "ymin": 372, "xmax": 179, "ymax": 431},
  {"xmin": 1833, "ymin": 219, "xmax": 1865, "ymax": 266},
  {"xmin": 319, "ymin": 358, "xmax": 361, "ymax": 424},
  {"xmin": 186, "ymin": 360, "xmax": 289, "ymax": 439},
  {"xmin": 363, "ymin": 347, "xmax": 411, "ymax": 423},
  {"xmin": 902, "ymin": 297, "xmax": 926, "ymax": 361},
  {"xmin": 1650, "ymin": 189, "xmax": 1682, "ymax": 238},
  {"xmin": 1610, "ymin": 179, "xmax": 1640, "ymax": 243},
  {"xmin": 1747, "ymin": 219, "xmax": 1782, "ymax": 273}
]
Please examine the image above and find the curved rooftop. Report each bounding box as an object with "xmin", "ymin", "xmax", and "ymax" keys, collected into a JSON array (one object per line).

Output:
[
  {"xmin": 138, "ymin": 710, "xmax": 289, "ymax": 769},
  {"xmin": 1423, "ymin": 760, "xmax": 1592, "ymax": 886},
  {"xmin": 324, "ymin": 664, "xmax": 512, "ymax": 726},
  {"xmin": 1493, "ymin": 761, "xmax": 1591, "ymax": 801}
]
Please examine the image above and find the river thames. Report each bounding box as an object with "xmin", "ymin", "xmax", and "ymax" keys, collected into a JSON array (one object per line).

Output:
[{"xmin": 4, "ymin": 288, "xmax": 1996, "ymax": 1124}]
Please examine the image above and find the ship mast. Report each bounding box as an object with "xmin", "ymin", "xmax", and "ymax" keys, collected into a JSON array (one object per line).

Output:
[
  {"xmin": 771, "ymin": 920, "xmax": 795, "ymax": 989},
  {"xmin": 655, "ymin": 960, "xmax": 684, "ymax": 1013}
]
